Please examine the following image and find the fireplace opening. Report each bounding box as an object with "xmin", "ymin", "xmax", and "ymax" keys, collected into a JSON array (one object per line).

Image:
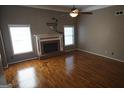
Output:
[{"xmin": 41, "ymin": 40, "xmax": 60, "ymax": 54}]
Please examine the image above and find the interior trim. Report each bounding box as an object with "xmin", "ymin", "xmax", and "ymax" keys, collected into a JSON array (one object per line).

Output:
[
  {"xmin": 81, "ymin": 5, "xmax": 113, "ymax": 12},
  {"xmin": 8, "ymin": 57, "xmax": 38, "ymax": 65},
  {"xmin": 0, "ymin": 30, "xmax": 8, "ymax": 68},
  {"xmin": 23, "ymin": 5, "xmax": 113, "ymax": 12},
  {"xmin": 77, "ymin": 48, "xmax": 124, "ymax": 62},
  {"xmin": 8, "ymin": 49, "xmax": 75, "ymax": 65},
  {"xmin": 8, "ymin": 48, "xmax": 124, "ymax": 65}
]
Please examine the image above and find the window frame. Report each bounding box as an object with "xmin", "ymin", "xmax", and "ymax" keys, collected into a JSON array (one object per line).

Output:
[
  {"xmin": 64, "ymin": 25, "xmax": 75, "ymax": 47},
  {"xmin": 8, "ymin": 24, "xmax": 33, "ymax": 56}
]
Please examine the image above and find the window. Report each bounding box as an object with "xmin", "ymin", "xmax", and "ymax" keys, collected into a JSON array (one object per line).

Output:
[
  {"xmin": 9, "ymin": 25, "xmax": 33, "ymax": 55},
  {"xmin": 64, "ymin": 26, "xmax": 74, "ymax": 46}
]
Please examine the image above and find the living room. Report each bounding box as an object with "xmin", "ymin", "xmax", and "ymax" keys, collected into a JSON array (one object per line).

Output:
[{"xmin": 0, "ymin": 5, "xmax": 124, "ymax": 88}]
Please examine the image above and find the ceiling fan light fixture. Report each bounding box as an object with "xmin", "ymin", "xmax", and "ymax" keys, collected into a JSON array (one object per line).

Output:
[
  {"xmin": 70, "ymin": 12, "xmax": 78, "ymax": 17},
  {"xmin": 69, "ymin": 9, "xmax": 79, "ymax": 17}
]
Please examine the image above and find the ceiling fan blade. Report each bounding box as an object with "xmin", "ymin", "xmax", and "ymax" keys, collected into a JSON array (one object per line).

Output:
[{"xmin": 79, "ymin": 12, "xmax": 93, "ymax": 15}]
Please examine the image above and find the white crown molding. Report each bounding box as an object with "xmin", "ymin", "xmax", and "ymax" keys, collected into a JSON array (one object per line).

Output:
[
  {"xmin": 81, "ymin": 5, "xmax": 113, "ymax": 12},
  {"xmin": 23, "ymin": 5, "xmax": 69, "ymax": 12},
  {"xmin": 23, "ymin": 5, "xmax": 114, "ymax": 12}
]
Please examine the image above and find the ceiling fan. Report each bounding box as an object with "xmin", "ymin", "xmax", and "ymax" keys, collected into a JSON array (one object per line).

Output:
[{"xmin": 68, "ymin": 5, "xmax": 93, "ymax": 17}]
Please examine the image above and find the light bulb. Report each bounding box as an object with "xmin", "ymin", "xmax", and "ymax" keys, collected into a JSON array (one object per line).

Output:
[
  {"xmin": 70, "ymin": 12, "xmax": 78, "ymax": 17},
  {"xmin": 69, "ymin": 9, "xmax": 79, "ymax": 17}
]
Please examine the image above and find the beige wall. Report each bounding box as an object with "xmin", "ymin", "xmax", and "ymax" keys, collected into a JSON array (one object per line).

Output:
[
  {"xmin": 78, "ymin": 5, "xmax": 124, "ymax": 61},
  {"xmin": 0, "ymin": 5, "xmax": 77, "ymax": 64}
]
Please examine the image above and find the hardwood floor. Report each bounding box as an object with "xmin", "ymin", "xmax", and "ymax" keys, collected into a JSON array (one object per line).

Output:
[{"xmin": 3, "ymin": 51, "xmax": 124, "ymax": 88}]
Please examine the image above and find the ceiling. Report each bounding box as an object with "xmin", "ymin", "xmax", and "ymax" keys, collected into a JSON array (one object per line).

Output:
[{"xmin": 24, "ymin": 5, "xmax": 113, "ymax": 12}]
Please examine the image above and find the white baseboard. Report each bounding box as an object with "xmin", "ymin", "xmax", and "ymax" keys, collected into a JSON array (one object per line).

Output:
[
  {"xmin": 8, "ymin": 49, "xmax": 75, "ymax": 65},
  {"xmin": 77, "ymin": 48, "xmax": 124, "ymax": 62},
  {"xmin": 8, "ymin": 49, "xmax": 124, "ymax": 65},
  {"xmin": 8, "ymin": 57, "xmax": 38, "ymax": 65}
]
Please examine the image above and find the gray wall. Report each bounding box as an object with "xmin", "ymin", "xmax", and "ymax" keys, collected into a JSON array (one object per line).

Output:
[
  {"xmin": 78, "ymin": 5, "xmax": 124, "ymax": 61},
  {"xmin": 0, "ymin": 5, "xmax": 77, "ymax": 64}
]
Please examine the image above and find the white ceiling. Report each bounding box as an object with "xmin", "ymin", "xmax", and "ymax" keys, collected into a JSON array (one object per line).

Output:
[{"xmin": 25, "ymin": 5, "xmax": 113, "ymax": 12}]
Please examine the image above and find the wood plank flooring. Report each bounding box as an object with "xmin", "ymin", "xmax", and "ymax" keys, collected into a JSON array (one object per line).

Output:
[{"xmin": 3, "ymin": 51, "xmax": 124, "ymax": 88}]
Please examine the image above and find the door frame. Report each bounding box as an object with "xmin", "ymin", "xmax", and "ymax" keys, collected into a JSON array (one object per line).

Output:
[{"xmin": 0, "ymin": 30, "xmax": 8, "ymax": 68}]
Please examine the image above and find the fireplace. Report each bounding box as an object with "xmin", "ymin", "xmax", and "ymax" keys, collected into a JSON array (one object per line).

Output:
[
  {"xmin": 34, "ymin": 34, "xmax": 63, "ymax": 59},
  {"xmin": 41, "ymin": 40, "xmax": 60, "ymax": 54}
]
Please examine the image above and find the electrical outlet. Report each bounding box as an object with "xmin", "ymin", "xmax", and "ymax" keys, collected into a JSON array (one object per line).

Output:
[{"xmin": 111, "ymin": 52, "xmax": 114, "ymax": 55}]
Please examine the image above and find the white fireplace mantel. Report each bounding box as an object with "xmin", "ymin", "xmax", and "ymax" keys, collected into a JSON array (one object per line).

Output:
[{"xmin": 34, "ymin": 34, "xmax": 64, "ymax": 58}]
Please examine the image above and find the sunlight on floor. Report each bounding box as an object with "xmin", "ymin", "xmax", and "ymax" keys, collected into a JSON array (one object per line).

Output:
[
  {"xmin": 65, "ymin": 56, "xmax": 74, "ymax": 76},
  {"xmin": 17, "ymin": 67, "xmax": 37, "ymax": 88}
]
